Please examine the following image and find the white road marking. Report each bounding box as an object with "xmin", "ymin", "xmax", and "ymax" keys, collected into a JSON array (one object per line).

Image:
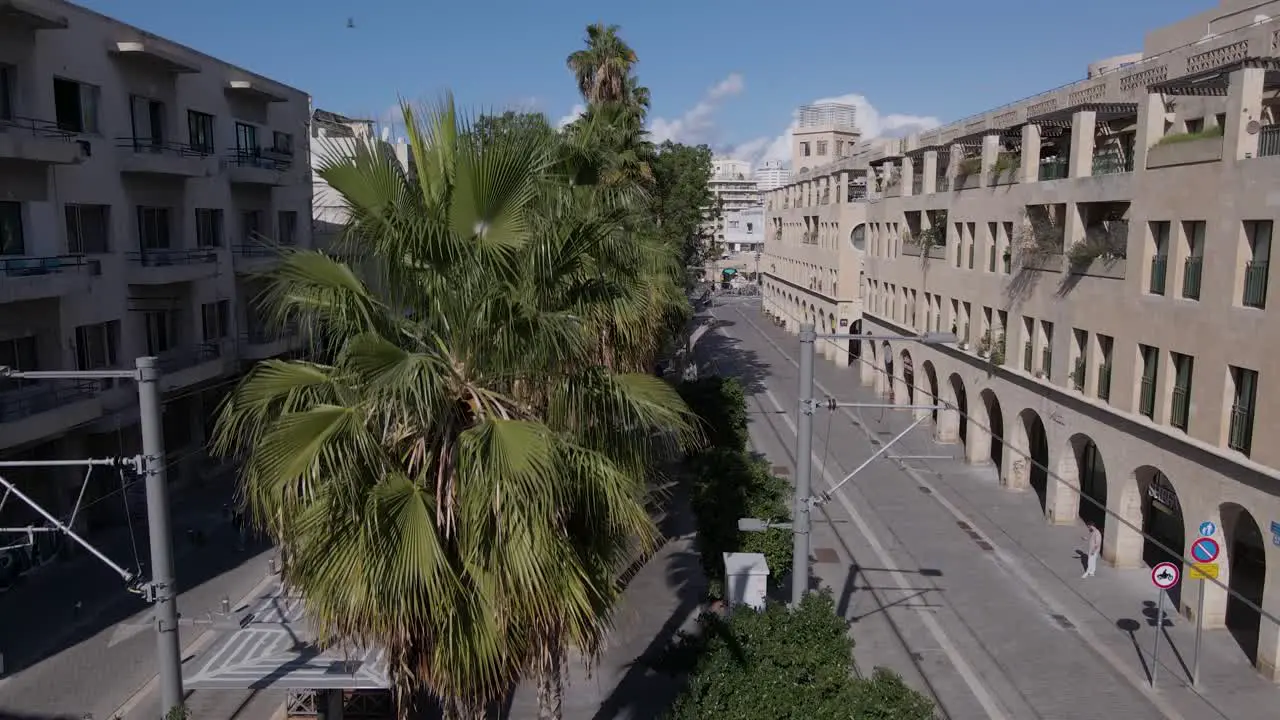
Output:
[{"xmin": 729, "ymin": 306, "xmax": 1187, "ymax": 720}]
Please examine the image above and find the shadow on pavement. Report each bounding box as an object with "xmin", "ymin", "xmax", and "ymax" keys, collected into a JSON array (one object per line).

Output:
[
  {"xmin": 0, "ymin": 478, "xmax": 271, "ymax": 676},
  {"xmin": 0, "ymin": 712, "xmax": 84, "ymax": 720},
  {"xmin": 688, "ymin": 320, "xmax": 771, "ymax": 398}
]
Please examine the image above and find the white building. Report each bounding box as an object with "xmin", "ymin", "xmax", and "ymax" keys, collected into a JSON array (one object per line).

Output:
[
  {"xmin": 708, "ymin": 157, "xmax": 760, "ymax": 213},
  {"xmin": 0, "ymin": 0, "xmax": 311, "ymax": 552},
  {"xmin": 754, "ymin": 160, "xmax": 789, "ymax": 192},
  {"xmin": 719, "ymin": 205, "xmax": 763, "ymax": 254}
]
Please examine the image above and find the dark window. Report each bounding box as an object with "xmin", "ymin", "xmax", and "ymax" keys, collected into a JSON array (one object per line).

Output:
[
  {"xmin": 53, "ymin": 77, "xmax": 98, "ymax": 133},
  {"xmin": 65, "ymin": 204, "xmax": 110, "ymax": 254},
  {"xmin": 187, "ymin": 110, "xmax": 215, "ymax": 153},
  {"xmin": 0, "ymin": 65, "xmax": 13, "ymax": 121},
  {"xmin": 277, "ymin": 210, "xmax": 297, "ymax": 245},
  {"xmin": 75, "ymin": 321, "xmax": 120, "ymax": 371},
  {"xmin": 195, "ymin": 208, "xmax": 223, "ymax": 248},
  {"xmin": 235, "ymin": 122, "xmax": 258, "ymax": 154},
  {"xmin": 143, "ymin": 311, "xmax": 176, "ymax": 355},
  {"xmin": 0, "ymin": 201, "xmax": 23, "ymax": 255},
  {"xmin": 136, "ymin": 207, "xmax": 172, "ymax": 250},
  {"xmin": 272, "ymin": 131, "xmax": 293, "ymax": 155}
]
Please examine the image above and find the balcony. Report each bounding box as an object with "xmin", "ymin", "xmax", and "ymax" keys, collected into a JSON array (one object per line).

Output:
[
  {"xmin": 911, "ymin": 176, "xmax": 923, "ymax": 195},
  {"xmin": 239, "ymin": 322, "xmax": 300, "ymax": 361},
  {"xmin": 935, "ymin": 176, "xmax": 950, "ymax": 192},
  {"xmin": 1139, "ymin": 376, "xmax": 1156, "ymax": 418},
  {"xmin": 1097, "ymin": 363, "xmax": 1112, "ymax": 402},
  {"xmin": 108, "ymin": 40, "xmax": 200, "ymax": 74},
  {"xmin": 0, "ymin": 255, "xmax": 99, "ymax": 302},
  {"xmin": 0, "ymin": 0, "xmax": 69, "ymax": 29},
  {"xmin": 1041, "ymin": 347, "xmax": 1052, "ymax": 380},
  {"xmin": 1072, "ymin": 359, "xmax": 1086, "ymax": 391},
  {"xmin": 1258, "ymin": 125, "xmax": 1280, "ymax": 158},
  {"xmin": 225, "ymin": 79, "xmax": 289, "ymax": 104},
  {"xmin": 225, "ymin": 149, "xmax": 292, "ymax": 186},
  {"xmin": 1228, "ymin": 403, "xmax": 1254, "ymax": 455},
  {"xmin": 1149, "ymin": 255, "xmax": 1167, "ymax": 295},
  {"xmin": 1038, "ymin": 158, "xmax": 1068, "ymax": 181},
  {"xmin": 1171, "ymin": 385, "xmax": 1190, "ymax": 431},
  {"xmin": 1146, "ymin": 132, "xmax": 1224, "ymax": 169},
  {"xmin": 1243, "ymin": 260, "xmax": 1268, "ymax": 309},
  {"xmin": 126, "ymin": 248, "xmax": 220, "ymax": 284},
  {"xmin": 116, "ymin": 138, "xmax": 215, "ymax": 178},
  {"xmin": 1091, "ymin": 152, "xmax": 1133, "ymax": 176},
  {"xmin": 0, "ymin": 116, "xmax": 84, "ymax": 165},
  {"xmin": 1182, "ymin": 256, "xmax": 1202, "ymax": 300},
  {"xmin": 0, "ymin": 381, "xmax": 104, "ymax": 451},
  {"xmin": 156, "ymin": 341, "xmax": 233, "ymax": 391},
  {"xmin": 1023, "ymin": 341, "xmax": 1033, "ymax": 372}
]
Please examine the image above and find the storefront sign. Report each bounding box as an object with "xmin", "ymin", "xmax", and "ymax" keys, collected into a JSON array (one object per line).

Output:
[
  {"xmin": 1147, "ymin": 484, "xmax": 1180, "ymax": 513},
  {"xmin": 1271, "ymin": 521, "xmax": 1280, "ymax": 547}
]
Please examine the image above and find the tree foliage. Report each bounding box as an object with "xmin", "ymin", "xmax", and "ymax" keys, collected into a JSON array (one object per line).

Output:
[{"xmin": 649, "ymin": 141, "xmax": 716, "ymax": 274}]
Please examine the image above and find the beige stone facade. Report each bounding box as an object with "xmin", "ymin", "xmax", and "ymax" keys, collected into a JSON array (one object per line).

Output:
[
  {"xmin": 0, "ymin": 0, "xmax": 310, "ymax": 549},
  {"xmin": 763, "ymin": 0, "xmax": 1280, "ymax": 681}
]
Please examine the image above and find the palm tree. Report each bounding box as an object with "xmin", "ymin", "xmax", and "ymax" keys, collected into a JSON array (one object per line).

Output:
[
  {"xmin": 213, "ymin": 97, "xmax": 696, "ymax": 719},
  {"xmin": 566, "ymin": 23, "xmax": 637, "ymax": 105}
]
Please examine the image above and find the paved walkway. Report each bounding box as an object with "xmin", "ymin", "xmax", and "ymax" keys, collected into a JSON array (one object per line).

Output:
[{"xmin": 706, "ymin": 298, "xmax": 1280, "ymax": 720}]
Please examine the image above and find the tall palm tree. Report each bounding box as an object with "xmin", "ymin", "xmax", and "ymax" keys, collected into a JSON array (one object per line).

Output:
[
  {"xmin": 566, "ymin": 23, "xmax": 637, "ymax": 105},
  {"xmin": 213, "ymin": 97, "xmax": 696, "ymax": 719}
]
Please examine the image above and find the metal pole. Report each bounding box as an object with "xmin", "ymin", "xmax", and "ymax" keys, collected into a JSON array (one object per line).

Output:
[
  {"xmin": 792, "ymin": 324, "xmax": 816, "ymax": 607},
  {"xmin": 136, "ymin": 356, "xmax": 184, "ymax": 715},
  {"xmin": 1192, "ymin": 579, "xmax": 1205, "ymax": 687},
  {"xmin": 1150, "ymin": 590, "xmax": 1165, "ymax": 688}
]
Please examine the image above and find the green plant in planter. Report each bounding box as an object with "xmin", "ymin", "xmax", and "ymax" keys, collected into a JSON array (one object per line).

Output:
[
  {"xmin": 956, "ymin": 156, "xmax": 982, "ymax": 178},
  {"xmin": 1154, "ymin": 124, "xmax": 1223, "ymax": 146},
  {"xmin": 1067, "ymin": 222, "xmax": 1128, "ymax": 271},
  {"xmin": 990, "ymin": 151, "xmax": 1020, "ymax": 181},
  {"xmin": 977, "ymin": 330, "xmax": 992, "ymax": 356},
  {"xmin": 990, "ymin": 333, "xmax": 1006, "ymax": 365},
  {"xmin": 165, "ymin": 706, "xmax": 191, "ymax": 720}
]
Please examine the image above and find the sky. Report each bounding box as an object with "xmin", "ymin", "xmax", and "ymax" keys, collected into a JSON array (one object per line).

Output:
[{"xmin": 81, "ymin": 0, "xmax": 1213, "ymax": 169}]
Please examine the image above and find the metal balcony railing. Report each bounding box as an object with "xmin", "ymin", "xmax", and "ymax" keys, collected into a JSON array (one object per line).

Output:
[
  {"xmin": 1258, "ymin": 125, "xmax": 1280, "ymax": 157},
  {"xmin": 1023, "ymin": 341, "xmax": 1033, "ymax": 371},
  {"xmin": 1041, "ymin": 347, "xmax": 1052, "ymax": 379},
  {"xmin": 0, "ymin": 115, "xmax": 76, "ymax": 141},
  {"xmin": 0, "ymin": 380, "xmax": 101, "ymax": 423},
  {"xmin": 116, "ymin": 137, "xmax": 214, "ymax": 157},
  {"xmin": 1072, "ymin": 359, "xmax": 1086, "ymax": 391},
  {"xmin": 232, "ymin": 243, "xmax": 289, "ymax": 257},
  {"xmin": 241, "ymin": 321, "xmax": 299, "ymax": 345},
  {"xmin": 935, "ymin": 176, "xmax": 950, "ymax": 192},
  {"xmin": 1243, "ymin": 260, "xmax": 1268, "ymax": 308},
  {"xmin": 1228, "ymin": 403, "xmax": 1254, "ymax": 454},
  {"xmin": 1170, "ymin": 385, "xmax": 1191, "ymax": 431},
  {"xmin": 1149, "ymin": 255, "xmax": 1168, "ymax": 295},
  {"xmin": 911, "ymin": 176, "xmax": 923, "ymax": 195},
  {"xmin": 128, "ymin": 249, "xmax": 219, "ymax": 267},
  {"xmin": 967, "ymin": 244, "xmax": 975, "ymax": 269},
  {"xmin": 0, "ymin": 255, "xmax": 98, "ymax": 277},
  {"xmin": 1091, "ymin": 153, "xmax": 1133, "ymax": 175},
  {"xmin": 1097, "ymin": 364, "xmax": 1112, "ymax": 401},
  {"xmin": 1139, "ymin": 376, "xmax": 1156, "ymax": 418},
  {"xmin": 156, "ymin": 341, "xmax": 223, "ymax": 373},
  {"xmin": 1038, "ymin": 158, "xmax": 1069, "ymax": 181},
  {"xmin": 1182, "ymin": 256, "xmax": 1202, "ymax": 300},
  {"xmin": 226, "ymin": 148, "xmax": 292, "ymax": 171}
]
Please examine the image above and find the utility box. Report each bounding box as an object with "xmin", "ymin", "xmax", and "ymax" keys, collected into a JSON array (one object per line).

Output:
[{"xmin": 723, "ymin": 552, "xmax": 770, "ymax": 611}]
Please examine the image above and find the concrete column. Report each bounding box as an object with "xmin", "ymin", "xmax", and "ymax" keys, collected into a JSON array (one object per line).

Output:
[
  {"xmin": 892, "ymin": 356, "xmax": 908, "ymax": 406},
  {"xmin": 1134, "ymin": 92, "xmax": 1165, "ymax": 173},
  {"xmin": 901, "ymin": 156, "xmax": 915, "ymax": 196},
  {"xmin": 1258, "ymin": 567, "xmax": 1280, "ymax": 680},
  {"xmin": 860, "ymin": 339, "xmax": 876, "ymax": 386},
  {"xmin": 980, "ymin": 134, "xmax": 1000, "ymax": 187},
  {"xmin": 913, "ymin": 374, "xmax": 931, "ymax": 421},
  {"xmin": 1068, "ymin": 110, "xmax": 1097, "ymax": 178},
  {"xmin": 1224, "ymin": 65, "xmax": 1265, "ymax": 162},
  {"xmin": 1062, "ymin": 202, "xmax": 1085, "ymax": 252},
  {"xmin": 1020, "ymin": 123, "xmax": 1042, "ymax": 181},
  {"xmin": 1104, "ymin": 483, "xmax": 1145, "ymax": 568},
  {"xmin": 873, "ymin": 359, "xmax": 888, "ymax": 397},
  {"xmin": 922, "ymin": 151, "xmax": 938, "ymax": 194},
  {"xmin": 1043, "ymin": 455, "xmax": 1079, "ymax": 525},
  {"xmin": 965, "ymin": 407, "xmax": 992, "ymax": 465}
]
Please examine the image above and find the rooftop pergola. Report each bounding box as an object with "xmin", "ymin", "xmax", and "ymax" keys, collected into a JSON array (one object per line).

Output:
[
  {"xmin": 1025, "ymin": 102, "xmax": 1139, "ymax": 129},
  {"xmin": 1149, "ymin": 58, "xmax": 1280, "ymax": 97},
  {"xmin": 184, "ymin": 581, "xmax": 389, "ymax": 691}
]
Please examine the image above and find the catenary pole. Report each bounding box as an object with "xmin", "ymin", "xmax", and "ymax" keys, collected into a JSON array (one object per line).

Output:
[
  {"xmin": 792, "ymin": 324, "xmax": 816, "ymax": 606},
  {"xmin": 136, "ymin": 356, "xmax": 184, "ymax": 715}
]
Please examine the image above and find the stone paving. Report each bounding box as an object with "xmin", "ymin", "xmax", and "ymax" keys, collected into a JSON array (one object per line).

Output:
[{"xmin": 707, "ymin": 299, "xmax": 1280, "ymax": 720}]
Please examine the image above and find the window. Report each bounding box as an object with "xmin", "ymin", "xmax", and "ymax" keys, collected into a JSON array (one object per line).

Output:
[
  {"xmin": 195, "ymin": 208, "xmax": 223, "ymax": 248},
  {"xmin": 129, "ymin": 95, "xmax": 165, "ymax": 146},
  {"xmin": 65, "ymin": 204, "xmax": 110, "ymax": 254},
  {"xmin": 1138, "ymin": 344, "xmax": 1158, "ymax": 419},
  {"xmin": 1184, "ymin": 117, "xmax": 1204, "ymax": 134},
  {"xmin": 201, "ymin": 300, "xmax": 230, "ymax": 342},
  {"xmin": 75, "ymin": 321, "xmax": 120, "ymax": 371},
  {"xmin": 1227, "ymin": 366, "xmax": 1257, "ymax": 455},
  {"xmin": 1096, "ymin": 334, "xmax": 1113, "ymax": 402},
  {"xmin": 136, "ymin": 207, "xmax": 172, "ymax": 251},
  {"xmin": 800, "ymin": 142, "xmax": 810, "ymax": 157},
  {"xmin": 241, "ymin": 210, "xmax": 262, "ymax": 243},
  {"xmin": 143, "ymin": 311, "xmax": 176, "ymax": 355},
  {"xmin": 187, "ymin": 110, "xmax": 215, "ymax": 153},
  {"xmin": 0, "ymin": 201, "xmax": 23, "ymax": 255},
  {"xmin": 52, "ymin": 77, "xmax": 99, "ymax": 133},
  {"xmin": 816, "ymin": 140, "xmax": 828, "ymax": 156},
  {"xmin": 1243, "ymin": 220, "xmax": 1270, "ymax": 309},
  {"xmin": 235, "ymin": 122, "xmax": 259, "ymax": 154},
  {"xmin": 1181, "ymin": 220, "xmax": 1204, "ymax": 300},
  {"xmin": 277, "ymin": 211, "xmax": 297, "ymax": 245},
  {"xmin": 1040, "ymin": 320, "xmax": 1054, "ymax": 379},
  {"xmin": 1170, "ymin": 352, "xmax": 1193, "ymax": 431},
  {"xmin": 1071, "ymin": 329, "xmax": 1088, "ymax": 391},
  {"xmin": 0, "ymin": 64, "xmax": 13, "ymax": 121},
  {"xmin": 0, "ymin": 335, "xmax": 37, "ymax": 389},
  {"xmin": 272, "ymin": 131, "xmax": 293, "ymax": 155},
  {"xmin": 1149, "ymin": 221, "xmax": 1169, "ymax": 295}
]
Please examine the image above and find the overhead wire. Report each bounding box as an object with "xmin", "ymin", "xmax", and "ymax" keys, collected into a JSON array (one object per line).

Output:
[{"xmin": 741, "ymin": 296, "xmax": 1280, "ymax": 627}]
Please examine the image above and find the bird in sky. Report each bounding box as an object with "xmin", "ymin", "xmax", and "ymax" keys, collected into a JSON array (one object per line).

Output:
[{"xmin": 346, "ymin": 17, "xmax": 355, "ymax": 29}]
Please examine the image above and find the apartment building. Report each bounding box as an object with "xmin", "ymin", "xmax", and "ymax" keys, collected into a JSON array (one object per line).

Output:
[
  {"xmin": 763, "ymin": 0, "xmax": 1280, "ymax": 681},
  {"xmin": 0, "ymin": 0, "xmax": 310, "ymax": 563},
  {"xmin": 708, "ymin": 157, "xmax": 761, "ymax": 213}
]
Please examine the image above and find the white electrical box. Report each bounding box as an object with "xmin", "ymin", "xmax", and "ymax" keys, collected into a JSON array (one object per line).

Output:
[{"xmin": 723, "ymin": 551, "xmax": 770, "ymax": 611}]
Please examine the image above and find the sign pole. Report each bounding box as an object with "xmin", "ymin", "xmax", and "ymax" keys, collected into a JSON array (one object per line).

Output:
[
  {"xmin": 1150, "ymin": 589, "xmax": 1165, "ymax": 689},
  {"xmin": 1192, "ymin": 578, "xmax": 1205, "ymax": 687}
]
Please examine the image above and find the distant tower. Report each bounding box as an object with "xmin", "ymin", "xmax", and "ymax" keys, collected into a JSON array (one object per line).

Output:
[{"xmin": 790, "ymin": 102, "xmax": 861, "ymax": 175}]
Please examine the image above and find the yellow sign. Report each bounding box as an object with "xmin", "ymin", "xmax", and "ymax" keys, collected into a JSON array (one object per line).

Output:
[{"xmin": 1189, "ymin": 563, "xmax": 1219, "ymax": 580}]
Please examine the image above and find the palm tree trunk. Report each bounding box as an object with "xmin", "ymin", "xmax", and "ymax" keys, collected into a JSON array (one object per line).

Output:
[{"xmin": 536, "ymin": 644, "xmax": 565, "ymax": 720}]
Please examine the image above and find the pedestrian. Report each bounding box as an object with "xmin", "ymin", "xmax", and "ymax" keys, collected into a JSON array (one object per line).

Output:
[{"xmin": 1082, "ymin": 521, "xmax": 1102, "ymax": 578}]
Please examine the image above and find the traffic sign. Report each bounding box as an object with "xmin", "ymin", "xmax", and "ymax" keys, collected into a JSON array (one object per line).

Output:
[
  {"xmin": 1188, "ymin": 563, "xmax": 1219, "ymax": 580},
  {"xmin": 1151, "ymin": 562, "xmax": 1180, "ymax": 589},
  {"xmin": 1198, "ymin": 521, "xmax": 1217, "ymax": 537},
  {"xmin": 1191, "ymin": 537, "xmax": 1220, "ymax": 563}
]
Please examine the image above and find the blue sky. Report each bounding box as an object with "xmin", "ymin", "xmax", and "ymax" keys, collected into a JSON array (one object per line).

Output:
[{"xmin": 83, "ymin": 0, "xmax": 1210, "ymax": 166}]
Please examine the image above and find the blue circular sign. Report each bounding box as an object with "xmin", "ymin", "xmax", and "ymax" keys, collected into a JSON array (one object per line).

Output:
[
  {"xmin": 1191, "ymin": 537, "xmax": 1220, "ymax": 563},
  {"xmin": 1198, "ymin": 521, "xmax": 1217, "ymax": 537}
]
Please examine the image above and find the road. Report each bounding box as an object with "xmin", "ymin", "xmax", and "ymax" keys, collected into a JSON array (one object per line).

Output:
[
  {"xmin": 0, "ymin": 481, "xmax": 274, "ymax": 719},
  {"xmin": 701, "ymin": 296, "xmax": 1279, "ymax": 720}
]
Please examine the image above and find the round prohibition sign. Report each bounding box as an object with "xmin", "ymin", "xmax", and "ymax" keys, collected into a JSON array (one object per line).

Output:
[
  {"xmin": 1151, "ymin": 561, "xmax": 1181, "ymax": 590},
  {"xmin": 1191, "ymin": 537, "xmax": 1220, "ymax": 563}
]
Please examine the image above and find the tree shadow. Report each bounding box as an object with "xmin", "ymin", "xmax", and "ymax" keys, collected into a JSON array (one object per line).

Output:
[{"xmin": 687, "ymin": 325, "xmax": 771, "ymax": 397}]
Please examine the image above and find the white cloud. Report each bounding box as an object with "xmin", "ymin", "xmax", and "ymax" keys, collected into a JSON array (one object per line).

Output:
[
  {"xmin": 647, "ymin": 73, "xmax": 744, "ymax": 145},
  {"xmin": 557, "ymin": 103, "xmax": 586, "ymax": 129},
  {"xmin": 729, "ymin": 93, "xmax": 941, "ymax": 170}
]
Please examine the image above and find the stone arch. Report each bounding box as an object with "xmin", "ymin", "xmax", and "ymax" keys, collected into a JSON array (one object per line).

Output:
[
  {"xmin": 921, "ymin": 361, "xmax": 941, "ymax": 425},
  {"xmin": 850, "ymin": 223, "xmax": 867, "ymax": 251},
  {"xmin": 899, "ymin": 349, "xmax": 915, "ymax": 405},
  {"xmin": 1046, "ymin": 434, "xmax": 1107, "ymax": 527},
  {"xmin": 1221, "ymin": 502, "xmax": 1266, "ymax": 667},
  {"xmin": 848, "ymin": 319, "xmax": 862, "ymax": 365},
  {"xmin": 1006, "ymin": 409, "xmax": 1048, "ymax": 506},
  {"xmin": 976, "ymin": 388, "xmax": 1002, "ymax": 471},
  {"xmin": 1110, "ymin": 466, "xmax": 1186, "ymax": 597},
  {"xmin": 948, "ymin": 373, "xmax": 968, "ymax": 449}
]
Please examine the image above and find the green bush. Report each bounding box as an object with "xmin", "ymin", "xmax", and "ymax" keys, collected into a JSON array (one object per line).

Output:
[
  {"xmin": 678, "ymin": 376, "xmax": 749, "ymax": 452},
  {"xmin": 659, "ymin": 591, "xmax": 934, "ymax": 720}
]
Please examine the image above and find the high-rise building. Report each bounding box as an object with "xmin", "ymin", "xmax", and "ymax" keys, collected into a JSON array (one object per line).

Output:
[
  {"xmin": 754, "ymin": 160, "xmax": 790, "ymax": 192},
  {"xmin": 0, "ymin": 0, "xmax": 312, "ymax": 554},
  {"xmin": 792, "ymin": 103, "xmax": 861, "ymax": 176},
  {"xmin": 760, "ymin": 0, "xmax": 1280, "ymax": 682}
]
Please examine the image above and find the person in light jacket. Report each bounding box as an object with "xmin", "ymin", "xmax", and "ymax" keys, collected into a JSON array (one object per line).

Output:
[{"xmin": 1082, "ymin": 522, "xmax": 1102, "ymax": 578}]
